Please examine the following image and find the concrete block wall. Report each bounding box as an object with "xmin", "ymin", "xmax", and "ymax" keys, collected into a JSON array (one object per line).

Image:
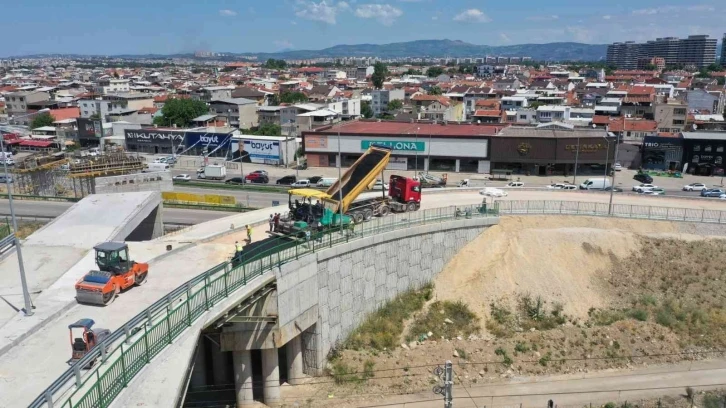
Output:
[{"xmin": 274, "ymin": 217, "xmax": 498, "ymax": 375}]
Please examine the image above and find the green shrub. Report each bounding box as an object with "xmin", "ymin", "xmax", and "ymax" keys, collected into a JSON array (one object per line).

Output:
[
  {"xmin": 628, "ymin": 308, "xmax": 649, "ymax": 322},
  {"xmin": 346, "ymin": 283, "xmax": 433, "ymax": 350},
  {"xmin": 538, "ymin": 352, "xmax": 552, "ymax": 367},
  {"xmin": 514, "ymin": 342, "xmax": 530, "ymax": 353},
  {"xmin": 406, "ymin": 300, "xmax": 479, "ymax": 342}
]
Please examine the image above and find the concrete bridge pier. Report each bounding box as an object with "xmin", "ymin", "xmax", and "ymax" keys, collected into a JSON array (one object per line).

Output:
[
  {"xmin": 209, "ymin": 341, "xmax": 231, "ymax": 386},
  {"xmin": 286, "ymin": 336, "xmax": 304, "ymax": 385},
  {"xmin": 261, "ymin": 349, "xmax": 281, "ymax": 406},
  {"xmin": 232, "ymin": 350, "xmax": 254, "ymax": 407}
]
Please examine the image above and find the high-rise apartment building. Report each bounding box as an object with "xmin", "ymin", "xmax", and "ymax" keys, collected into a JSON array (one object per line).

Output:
[
  {"xmin": 721, "ymin": 33, "xmax": 726, "ymax": 66},
  {"xmin": 607, "ymin": 35, "xmax": 717, "ymax": 69}
]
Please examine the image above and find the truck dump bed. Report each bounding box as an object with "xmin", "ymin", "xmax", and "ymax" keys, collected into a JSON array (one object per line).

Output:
[{"xmin": 325, "ymin": 145, "xmax": 392, "ymax": 213}]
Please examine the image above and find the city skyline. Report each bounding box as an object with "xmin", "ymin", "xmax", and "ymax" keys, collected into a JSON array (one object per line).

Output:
[{"xmin": 2, "ymin": 0, "xmax": 725, "ymax": 58}]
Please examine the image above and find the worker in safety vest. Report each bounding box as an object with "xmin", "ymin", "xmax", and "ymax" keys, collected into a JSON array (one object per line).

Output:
[
  {"xmin": 246, "ymin": 225, "xmax": 252, "ymax": 242},
  {"xmin": 235, "ymin": 241, "xmax": 243, "ymax": 253}
]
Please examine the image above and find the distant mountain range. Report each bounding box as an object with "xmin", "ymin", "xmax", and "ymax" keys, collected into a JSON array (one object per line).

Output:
[
  {"xmin": 9, "ymin": 39, "xmax": 609, "ymax": 61},
  {"xmin": 236, "ymin": 40, "xmax": 609, "ymax": 61}
]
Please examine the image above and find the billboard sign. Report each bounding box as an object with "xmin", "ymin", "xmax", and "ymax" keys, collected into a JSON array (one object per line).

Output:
[
  {"xmin": 185, "ymin": 132, "xmax": 232, "ymax": 149},
  {"xmin": 232, "ymin": 139, "xmax": 281, "ymax": 163},
  {"xmin": 305, "ymin": 135, "xmax": 328, "ymax": 149},
  {"xmin": 77, "ymin": 118, "xmax": 109, "ymax": 140}
]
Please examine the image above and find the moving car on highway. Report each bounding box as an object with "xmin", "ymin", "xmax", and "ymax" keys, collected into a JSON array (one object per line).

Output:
[
  {"xmin": 225, "ymin": 177, "xmax": 245, "ymax": 185},
  {"xmin": 506, "ymin": 181, "xmax": 524, "ymax": 187},
  {"xmin": 642, "ymin": 188, "xmax": 665, "ymax": 196},
  {"xmin": 633, "ymin": 173, "xmax": 654, "ymax": 184},
  {"xmin": 633, "ymin": 183, "xmax": 658, "ymax": 192},
  {"xmin": 172, "ymin": 174, "xmax": 191, "ymax": 181},
  {"xmin": 276, "ymin": 175, "xmax": 297, "ymax": 185},
  {"xmin": 290, "ymin": 179, "xmax": 311, "ymax": 188},
  {"xmin": 245, "ymin": 171, "xmax": 269, "ymax": 184},
  {"xmin": 701, "ymin": 188, "xmax": 725, "ymax": 198},
  {"xmin": 682, "ymin": 183, "xmax": 707, "ymax": 191},
  {"xmin": 307, "ymin": 176, "xmax": 323, "ymax": 184},
  {"xmin": 479, "ymin": 187, "xmax": 508, "ymax": 197}
]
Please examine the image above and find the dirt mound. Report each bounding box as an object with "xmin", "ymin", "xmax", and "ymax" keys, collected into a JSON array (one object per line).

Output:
[{"xmin": 435, "ymin": 216, "xmax": 684, "ymax": 323}]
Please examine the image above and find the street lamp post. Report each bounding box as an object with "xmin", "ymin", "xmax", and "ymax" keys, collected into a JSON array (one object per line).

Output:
[
  {"xmin": 0, "ymin": 137, "xmax": 33, "ymax": 316},
  {"xmin": 608, "ymin": 134, "xmax": 620, "ymax": 216},
  {"xmin": 572, "ymin": 137, "xmax": 580, "ymax": 185}
]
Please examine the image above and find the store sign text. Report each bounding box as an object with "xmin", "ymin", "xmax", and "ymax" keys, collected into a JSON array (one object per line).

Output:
[
  {"xmin": 564, "ymin": 143, "xmax": 607, "ymax": 152},
  {"xmin": 125, "ymin": 130, "xmax": 184, "ymax": 142},
  {"xmin": 361, "ymin": 140, "xmax": 425, "ymax": 152}
]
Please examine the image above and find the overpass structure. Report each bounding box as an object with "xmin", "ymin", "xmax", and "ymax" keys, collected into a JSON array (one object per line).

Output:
[{"xmin": 7, "ymin": 190, "xmax": 726, "ymax": 408}]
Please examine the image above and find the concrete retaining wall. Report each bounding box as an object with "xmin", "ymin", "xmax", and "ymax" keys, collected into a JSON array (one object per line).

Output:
[{"xmin": 274, "ymin": 216, "xmax": 499, "ymax": 374}]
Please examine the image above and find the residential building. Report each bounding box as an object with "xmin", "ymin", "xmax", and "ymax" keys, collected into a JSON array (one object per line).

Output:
[
  {"xmin": 257, "ymin": 105, "xmax": 284, "ymax": 127},
  {"xmin": 607, "ymin": 35, "xmax": 718, "ymax": 69},
  {"xmin": 471, "ymin": 109, "xmax": 504, "ymax": 124},
  {"xmin": 637, "ymin": 57, "xmax": 665, "ymax": 70},
  {"xmin": 307, "ymin": 85, "xmax": 342, "ymax": 102},
  {"xmin": 371, "ymin": 89, "xmax": 404, "ymax": 115},
  {"xmin": 604, "ymin": 117, "xmax": 658, "ymax": 144},
  {"xmin": 722, "ymin": 33, "xmax": 726, "ymax": 66},
  {"xmin": 411, "ymin": 95, "xmax": 463, "ymax": 122},
  {"xmin": 685, "ymin": 88, "xmax": 726, "ymax": 115},
  {"xmin": 192, "ymin": 86, "xmax": 233, "ymax": 102},
  {"xmin": 654, "ymin": 100, "xmax": 688, "ymax": 133},
  {"xmin": 535, "ymin": 106, "xmax": 595, "ymax": 124},
  {"xmin": 280, "ymin": 103, "xmax": 323, "ymax": 135},
  {"xmin": 327, "ymin": 98, "xmax": 361, "ymax": 119},
  {"xmin": 296, "ymin": 109, "xmax": 341, "ymax": 132},
  {"xmin": 231, "ymin": 87, "xmax": 272, "ymax": 105},
  {"xmin": 500, "ymin": 96, "xmax": 529, "ymax": 111},
  {"xmin": 492, "ymin": 79, "xmax": 521, "ymax": 90},
  {"xmin": 4, "ymin": 90, "xmax": 50, "ymax": 124},
  {"xmin": 463, "ymin": 88, "xmax": 496, "ymax": 120},
  {"xmin": 209, "ymin": 98, "xmax": 258, "ymax": 129},
  {"xmin": 97, "ymin": 78, "xmax": 130, "ymax": 94}
]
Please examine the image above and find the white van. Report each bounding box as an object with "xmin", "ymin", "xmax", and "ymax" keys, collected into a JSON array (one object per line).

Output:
[
  {"xmin": 145, "ymin": 163, "xmax": 170, "ymax": 172},
  {"xmin": 316, "ymin": 177, "xmax": 337, "ymax": 188},
  {"xmin": 579, "ymin": 177, "xmax": 612, "ymax": 190}
]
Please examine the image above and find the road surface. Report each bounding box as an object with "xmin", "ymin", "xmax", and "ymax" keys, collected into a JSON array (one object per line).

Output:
[{"xmin": 0, "ymin": 200, "xmax": 234, "ymax": 225}]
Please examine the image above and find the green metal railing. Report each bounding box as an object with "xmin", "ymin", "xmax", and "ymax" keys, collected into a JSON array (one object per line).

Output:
[{"xmin": 31, "ymin": 203, "xmax": 498, "ymax": 408}]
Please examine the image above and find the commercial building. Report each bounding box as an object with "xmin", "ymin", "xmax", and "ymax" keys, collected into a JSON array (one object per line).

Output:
[
  {"xmin": 123, "ymin": 127, "xmax": 235, "ymax": 157},
  {"xmin": 492, "ymin": 123, "xmax": 615, "ymax": 176},
  {"xmin": 681, "ymin": 132, "xmax": 726, "ymax": 176},
  {"xmin": 641, "ymin": 135, "xmax": 683, "ymax": 171},
  {"xmin": 302, "ymin": 121, "xmax": 503, "ymax": 173},
  {"xmin": 607, "ymin": 35, "xmax": 718, "ymax": 69}
]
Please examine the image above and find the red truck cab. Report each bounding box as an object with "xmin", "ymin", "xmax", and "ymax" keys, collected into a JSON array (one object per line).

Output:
[{"xmin": 389, "ymin": 175, "xmax": 421, "ymax": 210}]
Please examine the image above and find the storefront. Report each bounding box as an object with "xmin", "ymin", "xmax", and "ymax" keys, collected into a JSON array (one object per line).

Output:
[
  {"xmin": 642, "ymin": 135, "xmax": 683, "ymax": 171},
  {"xmin": 302, "ymin": 122, "xmax": 499, "ymax": 173},
  {"xmin": 681, "ymin": 132, "xmax": 725, "ymax": 176},
  {"xmin": 124, "ymin": 128, "xmax": 185, "ymax": 155},
  {"xmin": 76, "ymin": 118, "xmax": 108, "ymax": 148},
  {"xmin": 492, "ymin": 125, "xmax": 614, "ymax": 176}
]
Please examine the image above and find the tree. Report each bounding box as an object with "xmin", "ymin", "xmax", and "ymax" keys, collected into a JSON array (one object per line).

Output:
[
  {"xmin": 429, "ymin": 86, "xmax": 443, "ymax": 96},
  {"xmin": 371, "ymin": 62, "xmax": 387, "ymax": 89},
  {"xmin": 717, "ymin": 77, "xmax": 726, "ymax": 86},
  {"xmin": 154, "ymin": 98, "xmax": 208, "ymax": 127},
  {"xmin": 387, "ymin": 99, "xmax": 403, "ymax": 112},
  {"xmin": 706, "ymin": 63, "xmax": 725, "ymax": 72},
  {"xmin": 643, "ymin": 63, "xmax": 658, "ymax": 71},
  {"xmin": 696, "ymin": 69, "xmax": 711, "ymax": 79},
  {"xmin": 254, "ymin": 123, "xmax": 281, "ymax": 136},
  {"xmin": 426, "ymin": 66, "xmax": 444, "ymax": 77},
  {"xmin": 30, "ymin": 112, "xmax": 55, "ymax": 129},
  {"xmin": 264, "ymin": 59, "xmax": 287, "ymax": 70},
  {"xmin": 279, "ymin": 91, "xmax": 308, "ymax": 104},
  {"xmin": 361, "ymin": 100, "xmax": 374, "ymax": 118},
  {"xmin": 405, "ymin": 68, "xmax": 422, "ymax": 76}
]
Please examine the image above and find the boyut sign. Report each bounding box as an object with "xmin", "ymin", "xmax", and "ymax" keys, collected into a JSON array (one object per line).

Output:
[{"xmin": 361, "ymin": 140, "xmax": 425, "ymax": 152}]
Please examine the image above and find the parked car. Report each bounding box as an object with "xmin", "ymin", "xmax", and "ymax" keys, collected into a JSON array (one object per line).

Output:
[
  {"xmin": 613, "ymin": 163, "xmax": 623, "ymax": 171},
  {"xmin": 245, "ymin": 172, "xmax": 269, "ymax": 183},
  {"xmin": 276, "ymin": 175, "xmax": 297, "ymax": 185},
  {"xmin": 580, "ymin": 177, "xmax": 611, "ymax": 190},
  {"xmin": 561, "ymin": 184, "xmax": 577, "ymax": 190},
  {"xmin": 633, "ymin": 173, "xmax": 653, "ymax": 184},
  {"xmin": 0, "ymin": 174, "xmax": 13, "ymax": 184},
  {"xmin": 371, "ymin": 180, "xmax": 388, "ymax": 191},
  {"xmin": 720, "ymin": 194, "xmax": 726, "ymax": 200},
  {"xmin": 479, "ymin": 187, "xmax": 508, "ymax": 197},
  {"xmin": 682, "ymin": 183, "xmax": 707, "ymax": 191},
  {"xmin": 173, "ymin": 174, "xmax": 191, "ymax": 181},
  {"xmin": 225, "ymin": 177, "xmax": 246, "ymax": 185},
  {"xmin": 547, "ymin": 183, "xmax": 566, "ymax": 189},
  {"xmin": 316, "ymin": 177, "xmax": 338, "ymax": 188},
  {"xmin": 307, "ymin": 176, "xmax": 324, "ymax": 184},
  {"xmin": 643, "ymin": 188, "xmax": 665, "ymax": 196},
  {"xmin": 701, "ymin": 188, "xmax": 725, "ymax": 198},
  {"xmin": 506, "ymin": 181, "xmax": 524, "ymax": 187},
  {"xmin": 291, "ymin": 179, "xmax": 311, "ymax": 188},
  {"xmin": 604, "ymin": 186, "xmax": 623, "ymax": 192},
  {"xmin": 153, "ymin": 157, "xmax": 167, "ymax": 164},
  {"xmin": 165, "ymin": 156, "xmax": 177, "ymax": 165},
  {"xmin": 250, "ymin": 170, "xmax": 268, "ymax": 176},
  {"xmin": 2, "ymin": 158, "xmax": 14, "ymax": 166},
  {"xmin": 633, "ymin": 183, "xmax": 658, "ymax": 192}
]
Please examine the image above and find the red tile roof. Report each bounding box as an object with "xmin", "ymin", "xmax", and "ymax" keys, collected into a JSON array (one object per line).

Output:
[
  {"xmin": 138, "ymin": 107, "xmax": 159, "ymax": 114},
  {"xmin": 48, "ymin": 107, "xmax": 80, "ymax": 122},
  {"xmin": 472, "ymin": 109, "xmax": 502, "ymax": 117},
  {"xmin": 21, "ymin": 140, "xmax": 53, "ymax": 147},
  {"xmin": 592, "ymin": 115, "xmax": 611, "ymax": 125},
  {"xmin": 475, "ymin": 99, "xmax": 500, "ymax": 109},
  {"xmin": 311, "ymin": 120, "xmax": 505, "ymax": 137}
]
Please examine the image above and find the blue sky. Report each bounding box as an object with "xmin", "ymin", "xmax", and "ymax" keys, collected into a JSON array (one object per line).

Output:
[{"xmin": 2, "ymin": 0, "xmax": 723, "ymax": 57}]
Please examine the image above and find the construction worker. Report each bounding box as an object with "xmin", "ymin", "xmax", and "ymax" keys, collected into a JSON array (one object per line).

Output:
[
  {"xmin": 246, "ymin": 224, "xmax": 252, "ymax": 242},
  {"xmin": 234, "ymin": 241, "xmax": 243, "ymax": 254},
  {"xmin": 268, "ymin": 214, "xmax": 274, "ymax": 232}
]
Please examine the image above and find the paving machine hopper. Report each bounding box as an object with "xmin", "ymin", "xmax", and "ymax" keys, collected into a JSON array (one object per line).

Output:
[{"xmin": 75, "ymin": 242, "xmax": 149, "ymax": 306}]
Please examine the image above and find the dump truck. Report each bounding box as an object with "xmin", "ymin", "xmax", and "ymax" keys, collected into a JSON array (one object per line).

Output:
[
  {"xmin": 275, "ymin": 145, "xmax": 421, "ymax": 235},
  {"xmin": 75, "ymin": 242, "xmax": 149, "ymax": 306}
]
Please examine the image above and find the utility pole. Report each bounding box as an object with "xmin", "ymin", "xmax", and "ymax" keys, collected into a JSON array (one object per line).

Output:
[
  {"xmin": 432, "ymin": 360, "xmax": 453, "ymax": 408},
  {"xmin": 0, "ymin": 137, "xmax": 33, "ymax": 316},
  {"xmin": 573, "ymin": 137, "xmax": 580, "ymax": 185}
]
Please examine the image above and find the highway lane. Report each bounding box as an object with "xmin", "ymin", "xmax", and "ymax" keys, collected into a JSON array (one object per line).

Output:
[
  {"xmin": 0, "ymin": 200, "xmax": 234, "ymax": 225},
  {"xmin": 173, "ymin": 185, "xmax": 289, "ymax": 208}
]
